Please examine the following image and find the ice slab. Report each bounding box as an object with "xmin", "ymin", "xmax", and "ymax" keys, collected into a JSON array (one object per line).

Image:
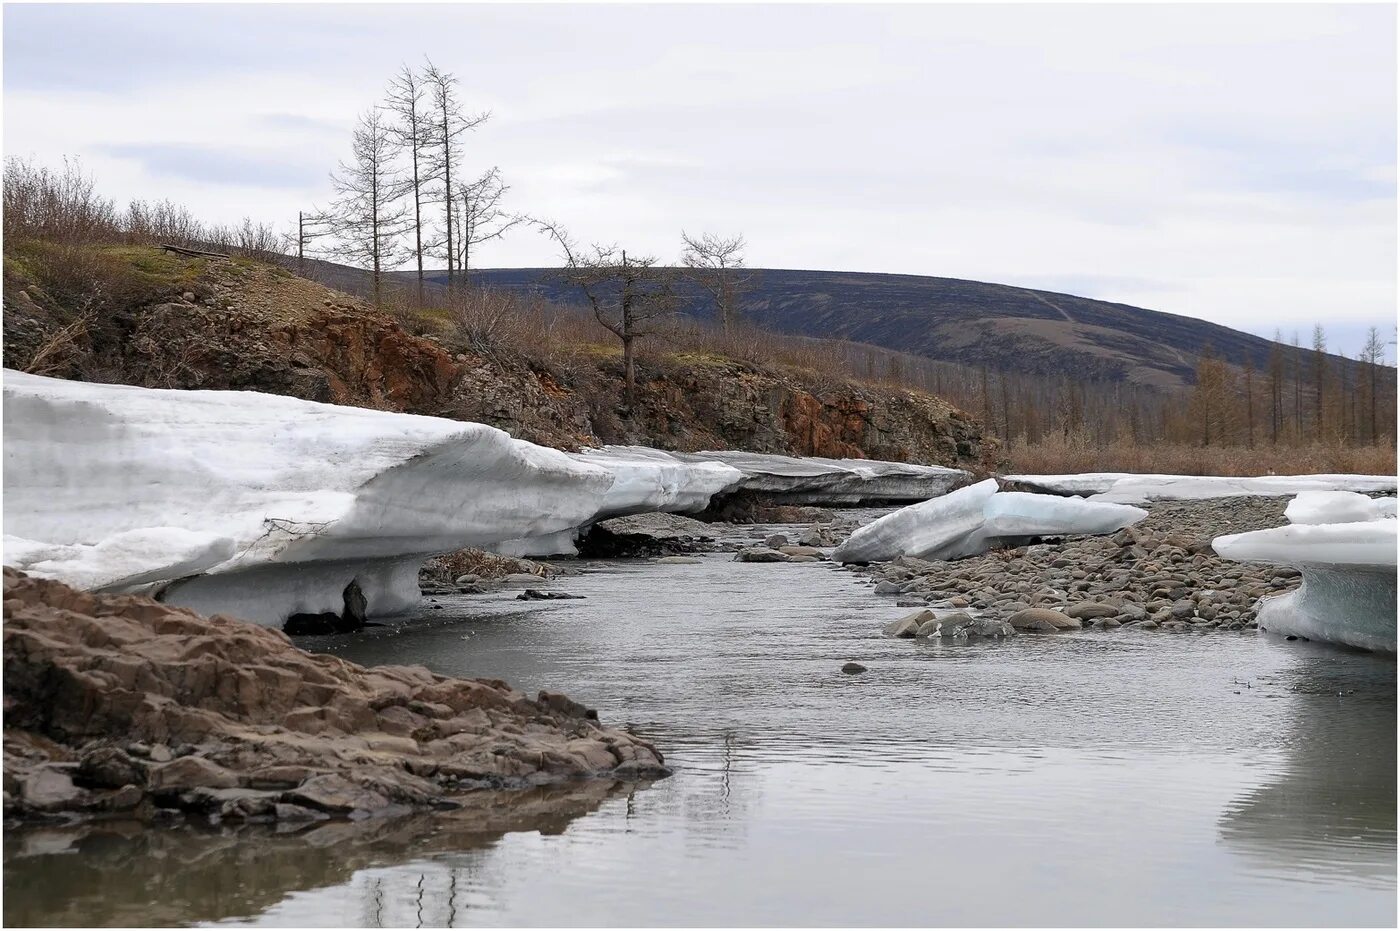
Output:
[
  {"xmin": 1005, "ymin": 473, "xmax": 1397, "ymax": 504},
  {"xmin": 1285, "ymin": 490, "xmax": 1394, "ymax": 526},
  {"xmin": 673, "ymin": 450, "xmax": 968, "ymax": 504},
  {"xmin": 982, "ymin": 493, "xmax": 1147, "ymax": 539},
  {"xmin": 833, "ymin": 479, "xmax": 1000, "ymax": 563},
  {"xmin": 2, "ymin": 370, "xmax": 613, "ymax": 624},
  {"xmin": 833, "ymin": 482, "xmax": 1149, "ymax": 563},
  {"xmin": 574, "ymin": 446, "xmax": 743, "ymax": 518},
  {"xmin": 1214, "ymin": 518, "xmax": 1397, "ymax": 653}
]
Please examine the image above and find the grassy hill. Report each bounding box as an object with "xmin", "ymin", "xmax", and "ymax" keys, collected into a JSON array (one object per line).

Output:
[{"xmin": 431, "ymin": 267, "xmax": 1350, "ymax": 390}]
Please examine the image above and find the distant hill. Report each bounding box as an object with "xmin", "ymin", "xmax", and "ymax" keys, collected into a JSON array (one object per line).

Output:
[{"xmin": 431, "ymin": 267, "xmax": 1354, "ymax": 390}]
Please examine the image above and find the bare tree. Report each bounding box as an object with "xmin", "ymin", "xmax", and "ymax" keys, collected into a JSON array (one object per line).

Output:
[
  {"xmin": 455, "ymin": 166, "xmax": 523, "ymax": 287},
  {"xmin": 680, "ymin": 231, "xmax": 753, "ymax": 334},
  {"xmin": 327, "ymin": 108, "xmax": 409, "ymax": 307},
  {"xmin": 385, "ymin": 64, "xmax": 431, "ymax": 304},
  {"xmin": 1362, "ymin": 325, "xmax": 1386, "ymax": 445},
  {"xmin": 423, "ymin": 59, "xmax": 488, "ymax": 292},
  {"xmin": 534, "ymin": 218, "xmax": 677, "ymax": 409},
  {"xmin": 1311, "ymin": 323, "xmax": 1327, "ymax": 439}
]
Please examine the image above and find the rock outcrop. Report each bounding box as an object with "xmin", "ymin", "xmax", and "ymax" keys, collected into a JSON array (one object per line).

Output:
[{"xmin": 2, "ymin": 569, "xmax": 669, "ymax": 823}]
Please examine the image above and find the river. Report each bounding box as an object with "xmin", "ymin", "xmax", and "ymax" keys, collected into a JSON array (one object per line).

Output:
[{"xmin": 4, "ymin": 521, "xmax": 1395, "ymax": 926}]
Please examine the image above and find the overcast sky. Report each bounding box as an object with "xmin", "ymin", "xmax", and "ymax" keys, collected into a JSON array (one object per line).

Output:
[{"xmin": 4, "ymin": 3, "xmax": 1395, "ymax": 354}]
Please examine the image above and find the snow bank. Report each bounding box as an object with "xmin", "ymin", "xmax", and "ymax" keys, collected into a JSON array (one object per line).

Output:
[
  {"xmin": 1005, "ymin": 472, "xmax": 1397, "ymax": 504},
  {"xmin": 1215, "ymin": 516, "xmax": 1397, "ymax": 653},
  {"xmin": 674, "ymin": 450, "xmax": 968, "ymax": 504},
  {"xmin": 3, "ymin": 371, "xmax": 613, "ymax": 625},
  {"xmin": 833, "ymin": 482, "xmax": 1149, "ymax": 564}
]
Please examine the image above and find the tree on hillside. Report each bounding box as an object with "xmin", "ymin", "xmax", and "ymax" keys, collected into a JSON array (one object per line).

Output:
[
  {"xmin": 384, "ymin": 65, "xmax": 432, "ymax": 304},
  {"xmin": 1242, "ymin": 357, "xmax": 1256, "ymax": 448},
  {"xmin": 1362, "ymin": 325, "xmax": 1385, "ymax": 445},
  {"xmin": 680, "ymin": 231, "xmax": 753, "ymax": 334},
  {"xmin": 423, "ymin": 60, "xmax": 488, "ymax": 292},
  {"xmin": 533, "ymin": 218, "xmax": 678, "ymax": 409},
  {"xmin": 1311, "ymin": 324, "xmax": 1327, "ymax": 439},
  {"xmin": 1267, "ymin": 332, "xmax": 1285, "ymax": 445},
  {"xmin": 1291, "ymin": 330, "xmax": 1303, "ymax": 437},
  {"xmin": 455, "ymin": 166, "xmax": 523, "ymax": 287},
  {"xmin": 327, "ymin": 108, "xmax": 409, "ymax": 307},
  {"xmin": 1189, "ymin": 348, "xmax": 1235, "ymax": 447}
]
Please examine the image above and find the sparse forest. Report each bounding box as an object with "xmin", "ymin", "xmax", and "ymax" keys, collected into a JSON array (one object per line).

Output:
[{"xmin": 2, "ymin": 58, "xmax": 1395, "ymax": 477}]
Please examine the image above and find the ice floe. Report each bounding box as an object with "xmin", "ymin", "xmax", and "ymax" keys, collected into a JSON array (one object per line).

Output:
[
  {"xmin": 1284, "ymin": 490, "xmax": 1395, "ymax": 526},
  {"xmin": 1214, "ymin": 498, "xmax": 1398, "ymax": 653},
  {"xmin": 1005, "ymin": 472, "xmax": 1397, "ymax": 503},
  {"xmin": 673, "ymin": 450, "xmax": 968, "ymax": 504},
  {"xmin": 831, "ymin": 481, "xmax": 1145, "ymax": 564}
]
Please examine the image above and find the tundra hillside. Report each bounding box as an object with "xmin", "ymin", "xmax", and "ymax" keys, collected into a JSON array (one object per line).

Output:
[{"xmin": 2, "ymin": 239, "xmax": 987, "ymax": 467}]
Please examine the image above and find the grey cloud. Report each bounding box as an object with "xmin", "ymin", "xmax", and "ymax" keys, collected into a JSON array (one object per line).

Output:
[{"xmin": 97, "ymin": 143, "xmax": 322, "ymax": 190}]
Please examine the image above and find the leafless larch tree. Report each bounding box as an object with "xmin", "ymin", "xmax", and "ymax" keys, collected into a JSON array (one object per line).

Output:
[
  {"xmin": 422, "ymin": 59, "xmax": 488, "ymax": 292},
  {"xmin": 326, "ymin": 108, "xmax": 409, "ymax": 307},
  {"xmin": 681, "ymin": 231, "xmax": 754, "ymax": 334}
]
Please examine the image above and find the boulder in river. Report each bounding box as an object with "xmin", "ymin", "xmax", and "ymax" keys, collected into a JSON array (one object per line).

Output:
[
  {"xmin": 884, "ymin": 610, "xmax": 933, "ymax": 638},
  {"xmin": 1008, "ymin": 608, "xmax": 1081, "ymax": 631},
  {"xmin": 736, "ymin": 547, "xmax": 790, "ymax": 563}
]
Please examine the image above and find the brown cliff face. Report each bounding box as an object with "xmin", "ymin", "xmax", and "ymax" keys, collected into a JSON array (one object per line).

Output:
[{"xmin": 3, "ymin": 246, "xmax": 990, "ymax": 468}]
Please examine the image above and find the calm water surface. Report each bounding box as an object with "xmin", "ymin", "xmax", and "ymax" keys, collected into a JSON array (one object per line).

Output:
[{"xmin": 5, "ymin": 522, "xmax": 1395, "ymax": 926}]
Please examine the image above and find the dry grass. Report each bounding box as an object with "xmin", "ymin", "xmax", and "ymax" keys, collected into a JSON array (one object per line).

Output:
[
  {"xmin": 420, "ymin": 548, "xmax": 554, "ymax": 582},
  {"xmin": 1007, "ymin": 433, "xmax": 1398, "ymax": 476}
]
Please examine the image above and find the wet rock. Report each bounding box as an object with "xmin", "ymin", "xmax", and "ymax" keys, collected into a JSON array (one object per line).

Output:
[
  {"xmin": 516, "ymin": 589, "xmax": 585, "ymax": 601},
  {"xmin": 3, "ymin": 569, "xmax": 669, "ymax": 824},
  {"xmin": 655, "ymin": 556, "xmax": 702, "ymax": 564},
  {"xmin": 1008, "ymin": 608, "xmax": 1080, "ymax": 631},
  {"xmin": 883, "ymin": 609, "xmax": 933, "ymax": 638},
  {"xmin": 77, "ymin": 747, "xmax": 147, "ymax": 789},
  {"xmin": 148, "ymin": 756, "xmax": 241, "ymax": 793},
  {"xmin": 1065, "ymin": 601, "xmax": 1117, "ymax": 620},
  {"xmin": 970, "ymin": 617, "xmax": 1015, "ymax": 638},
  {"xmin": 736, "ymin": 546, "xmax": 789, "ymax": 563},
  {"xmin": 873, "ymin": 580, "xmax": 903, "ymax": 595},
  {"xmin": 21, "ymin": 767, "xmax": 83, "ymax": 810},
  {"xmin": 764, "ymin": 534, "xmax": 790, "ymax": 548},
  {"xmin": 777, "ymin": 545, "xmax": 824, "ymax": 558},
  {"xmin": 841, "ymin": 662, "xmax": 867, "ymax": 674}
]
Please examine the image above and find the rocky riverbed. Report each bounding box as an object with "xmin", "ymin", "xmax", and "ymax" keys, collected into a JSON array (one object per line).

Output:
[
  {"xmin": 1, "ymin": 569, "xmax": 668, "ymax": 825},
  {"xmin": 845, "ymin": 496, "xmax": 1304, "ymax": 638}
]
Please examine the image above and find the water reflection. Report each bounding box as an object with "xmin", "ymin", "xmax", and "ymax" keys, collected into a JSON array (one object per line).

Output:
[
  {"xmin": 1219, "ymin": 644, "xmax": 1397, "ymax": 889},
  {"xmin": 3, "ymin": 527, "xmax": 1395, "ymax": 927},
  {"xmin": 2, "ymin": 780, "xmax": 644, "ymax": 928}
]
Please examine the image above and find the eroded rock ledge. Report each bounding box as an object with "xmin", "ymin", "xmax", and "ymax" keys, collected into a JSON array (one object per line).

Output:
[{"xmin": 2, "ymin": 568, "xmax": 668, "ymax": 824}]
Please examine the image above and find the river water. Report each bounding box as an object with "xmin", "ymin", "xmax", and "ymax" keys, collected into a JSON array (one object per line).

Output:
[{"xmin": 4, "ymin": 523, "xmax": 1395, "ymax": 927}]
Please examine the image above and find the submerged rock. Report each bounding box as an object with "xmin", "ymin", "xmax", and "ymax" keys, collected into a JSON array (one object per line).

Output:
[{"xmin": 2, "ymin": 569, "xmax": 669, "ymax": 824}]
